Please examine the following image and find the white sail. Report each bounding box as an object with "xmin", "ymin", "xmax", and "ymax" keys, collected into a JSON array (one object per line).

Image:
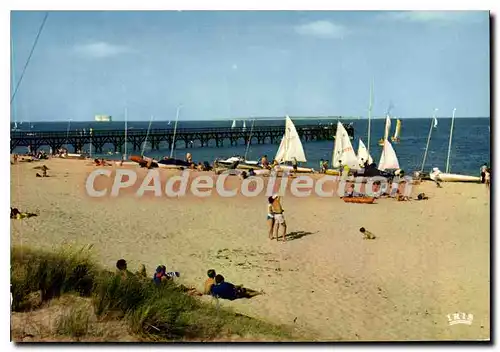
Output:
[
  {"xmin": 332, "ymin": 122, "xmax": 358, "ymax": 169},
  {"xmin": 242, "ymin": 120, "xmax": 246, "ymax": 130},
  {"xmin": 357, "ymin": 138, "xmax": 373, "ymax": 166},
  {"xmin": 393, "ymin": 119, "xmax": 401, "ymax": 139},
  {"xmin": 274, "ymin": 115, "xmax": 307, "ymax": 163},
  {"xmin": 378, "ymin": 139, "xmax": 400, "ymax": 171},
  {"xmin": 231, "ymin": 120, "xmax": 236, "ymax": 128},
  {"xmin": 383, "ymin": 115, "xmax": 391, "ymax": 140}
]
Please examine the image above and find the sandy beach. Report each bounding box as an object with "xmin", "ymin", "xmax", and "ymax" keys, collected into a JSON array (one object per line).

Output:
[{"xmin": 10, "ymin": 158, "xmax": 490, "ymax": 341}]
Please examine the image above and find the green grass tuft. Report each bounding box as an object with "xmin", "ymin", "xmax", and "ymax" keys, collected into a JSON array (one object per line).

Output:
[{"xmin": 11, "ymin": 245, "xmax": 295, "ymax": 341}]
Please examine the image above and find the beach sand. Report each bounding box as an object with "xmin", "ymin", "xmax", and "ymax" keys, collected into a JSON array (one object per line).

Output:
[{"xmin": 11, "ymin": 158, "xmax": 490, "ymax": 341}]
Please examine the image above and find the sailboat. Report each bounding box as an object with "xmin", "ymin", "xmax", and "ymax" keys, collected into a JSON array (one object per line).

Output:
[
  {"xmin": 390, "ymin": 119, "xmax": 401, "ymax": 143},
  {"xmin": 242, "ymin": 120, "xmax": 246, "ymax": 130},
  {"xmin": 274, "ymin": 115, "xmax": 313, "ymax": 173},
  {"xmin": 357, "ymin": 138, "xmax": 373, "ymax": 167},
  {"xmin": 332, "ymin": 122, "xmax": 359, "ymax": 169},
  {"xmin": 378, "ymin": 115, "xmax": 391, "ymax": 146},
  {"xmin": 231, "ymin": 119, "xmax": 236, "ymax": 129},
  {"xmin": 324, "ymin": 122, "xmax": 359, "ymax": 176},
  {"xmin": 378, "ymin": 139, "xmax": 400, "ymax": 171}
]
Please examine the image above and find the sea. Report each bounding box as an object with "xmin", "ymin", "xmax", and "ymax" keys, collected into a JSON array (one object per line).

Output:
[{"xmin": 11, "ymin": 117, "xmax": 490, "ymax": 176}]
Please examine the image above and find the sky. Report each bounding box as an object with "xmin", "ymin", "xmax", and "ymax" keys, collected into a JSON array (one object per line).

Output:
[{"xmin": 10, "ymin": 10, "xmax": 490, "ymax": 122}]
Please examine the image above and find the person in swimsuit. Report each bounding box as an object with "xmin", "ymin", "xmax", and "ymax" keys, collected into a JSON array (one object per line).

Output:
[
  {"xmin": 270, "ymin": 195, "xmax": 287, "ymax": 242},
  {"xmin": 267, "ymin": 196, "xmax": 276, "ymax": 239}
]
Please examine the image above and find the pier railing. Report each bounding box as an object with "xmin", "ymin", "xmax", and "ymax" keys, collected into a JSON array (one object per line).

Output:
[{"xmin": 10, "ymin": 124, "xmax": 355, "ymax": 153}]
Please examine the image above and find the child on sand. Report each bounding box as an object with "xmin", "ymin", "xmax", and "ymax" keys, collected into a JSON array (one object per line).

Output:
[{"xmin": 359, "ymin": 227, "xmax": 376, "ymax": 240}]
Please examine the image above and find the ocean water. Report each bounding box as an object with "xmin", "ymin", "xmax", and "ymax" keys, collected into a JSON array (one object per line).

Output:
[{"xmin": 11, "ymin": 118, "xmax": 490, "ymax": 175}]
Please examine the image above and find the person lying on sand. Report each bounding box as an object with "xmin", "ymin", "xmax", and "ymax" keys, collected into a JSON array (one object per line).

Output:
[
  {"xmin": 416, "ymin": 193, "xmax": 429, "ymax": 200},
  {"xmin": 359, "ymin": 227, "xmax": 376, "ymax": 240},
  {"xmin": 211, "ymin": 274, "xmax": 262, "ymax": 300},
  {"xmin": 204, "ymin": 269, "xmax": 217, "ymax": 294},
  {"xmin": 10, "ymin": 207, "xmax": 38, "ymax": 219}
]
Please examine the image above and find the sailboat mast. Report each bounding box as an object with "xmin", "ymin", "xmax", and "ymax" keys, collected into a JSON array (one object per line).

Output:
[
  {"xmin": 170, "ymin": 105, "xmax": 181, "ymax": 158},
  {"xmin": 124, "ymin": 107, "xmax": 128, "ymax": 160},
  {"xmin": 367, "ymin": 79, "xmax": 373, "ymax": 155},
  {"xmin": 445, "ymin": 108, "xmax": 457, "ymax": 173},
  {"xmin": 244, "ymin": 119, "xmax": 255, "ymax": 160},
  {"xmin": 141, "ymin": 115, "xmax": 154, "ymax": 157},
  {"xmin": 420, "ymin": 108, "xmax": 438, "ymax": 172},
  {"xmin": 65, "ymin": 119, "xmax": 71, "ymax": 150}
]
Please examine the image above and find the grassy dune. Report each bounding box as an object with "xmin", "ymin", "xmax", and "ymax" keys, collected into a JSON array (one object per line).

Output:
[{"xmin": 10, "ymin": 246, "xmax": 297, "ymax": 342}]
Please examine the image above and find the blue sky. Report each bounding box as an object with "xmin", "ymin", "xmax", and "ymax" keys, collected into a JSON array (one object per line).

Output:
[{"xmin": 10, "ymin": 10, "xmax": 490, "ymax": 121}]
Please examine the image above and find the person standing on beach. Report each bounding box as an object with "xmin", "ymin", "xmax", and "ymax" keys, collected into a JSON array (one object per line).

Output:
[
  {"xmin": 485, "ymin": 167, "xmax": 491, "ymax": 191},
  {"xmin": 270, "ymin": 195, "xmax": 287, "ymax": 242},
  {"xmin": 267, "ymin": 197, "xmax": 276, "ymax": 239},
  {"xmin": 261, "ymin": 155, "xmax": 269, "ymax": 169},
  {"xmin": 480, "ymin": 163, "xmax": 488, "ymax": 183},
  {"xmin": 430, "ymin": 167, "xmax": 443, "ymax": 188}
]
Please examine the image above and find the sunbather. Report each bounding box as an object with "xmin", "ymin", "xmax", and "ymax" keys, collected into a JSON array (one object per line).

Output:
[
  {"xmin": 116, "ymin": 259, "xmax": 133, "ymax": 279},
  {"xmin": 211, "ymin": 274, "xmax": 261, "ymax": 300},
  {"xmin": 204, "ymin": 269, "xmax": 217, "ymax": 294}
]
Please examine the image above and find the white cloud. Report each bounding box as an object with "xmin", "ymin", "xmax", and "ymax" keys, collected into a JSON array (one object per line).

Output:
[
  {"xmin": 295, "ymin": 20, "xmax": 348, "ymax": 39},
  {"xmin": 73, "ymin": 42, "xmax": 132, "ymax": 58},
  {"xmin": 382, "ymin": 11, "xmax": 486, "ymax": 25}
]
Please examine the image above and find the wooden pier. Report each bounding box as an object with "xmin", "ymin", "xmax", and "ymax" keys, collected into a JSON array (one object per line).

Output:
[{"xmin": 10, "ymin": 124, "xmax": 355, "ymax": 153}]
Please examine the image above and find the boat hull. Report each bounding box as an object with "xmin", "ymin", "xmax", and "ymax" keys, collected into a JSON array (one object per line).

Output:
[
  {"xmin": 276, "ymin": 165, "xmax": 314, "ymax": 173},
  {"xmin": 436, "ymin": 173, "xmax": 481, "ymax": 183},
  {"xmin": 325, "ymin": 169, "xmax": 341, "ymax": 176},
  {"xmin": 157, "ymin": 159, "xmax": 192, "ymax": 168},
  {"xmin": 236, "ymin": 163, "xmax": 263, "ymax": 170},
  {"xmin": 342, "ymin": 197, "xmax": 375, "ymax": 204}
]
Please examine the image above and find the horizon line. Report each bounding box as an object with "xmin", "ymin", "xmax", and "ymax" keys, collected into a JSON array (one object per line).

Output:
[{"xmin": 10, "ymin": 116, "xmax": 491, "ymax": 123}]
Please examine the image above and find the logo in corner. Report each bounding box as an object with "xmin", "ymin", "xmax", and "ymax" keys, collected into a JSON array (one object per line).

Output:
[{"xmin": 447, "ymin": 312, "xmax": 473, "ymax": 326}]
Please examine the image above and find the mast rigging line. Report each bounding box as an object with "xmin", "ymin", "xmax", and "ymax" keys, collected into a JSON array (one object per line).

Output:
[{"xmin": 10, "ymin": 11, "xmax": 49, "ymax": 104}]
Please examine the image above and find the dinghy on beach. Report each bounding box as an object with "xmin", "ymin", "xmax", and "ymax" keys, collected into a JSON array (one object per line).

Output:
[
  {"xmin": 325, "ymin": 121, "xmax": 359, "ymax": 175},
  {"xmin": 431, "ymin": 167, "xmax": 480, "ymax": 183},
  {"xmin": 436, "ymin": 173, "xmax": 481, "ymax": 183},
  {"xmin": 378, "ymin": 139, "xmax": 400, "ymax": 171},
  {"xmin": 274, "ymin": 115, "xmax": 314, "ymax": 173}
]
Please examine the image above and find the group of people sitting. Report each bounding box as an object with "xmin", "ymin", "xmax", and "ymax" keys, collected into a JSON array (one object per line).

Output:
[
  {"xmin": 115, "ymin": 260, "xmax": 260, "ymax": 301},
  {"xmin": 342, "ymin": 179, "xmax": 427, "ymax": 202}
]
